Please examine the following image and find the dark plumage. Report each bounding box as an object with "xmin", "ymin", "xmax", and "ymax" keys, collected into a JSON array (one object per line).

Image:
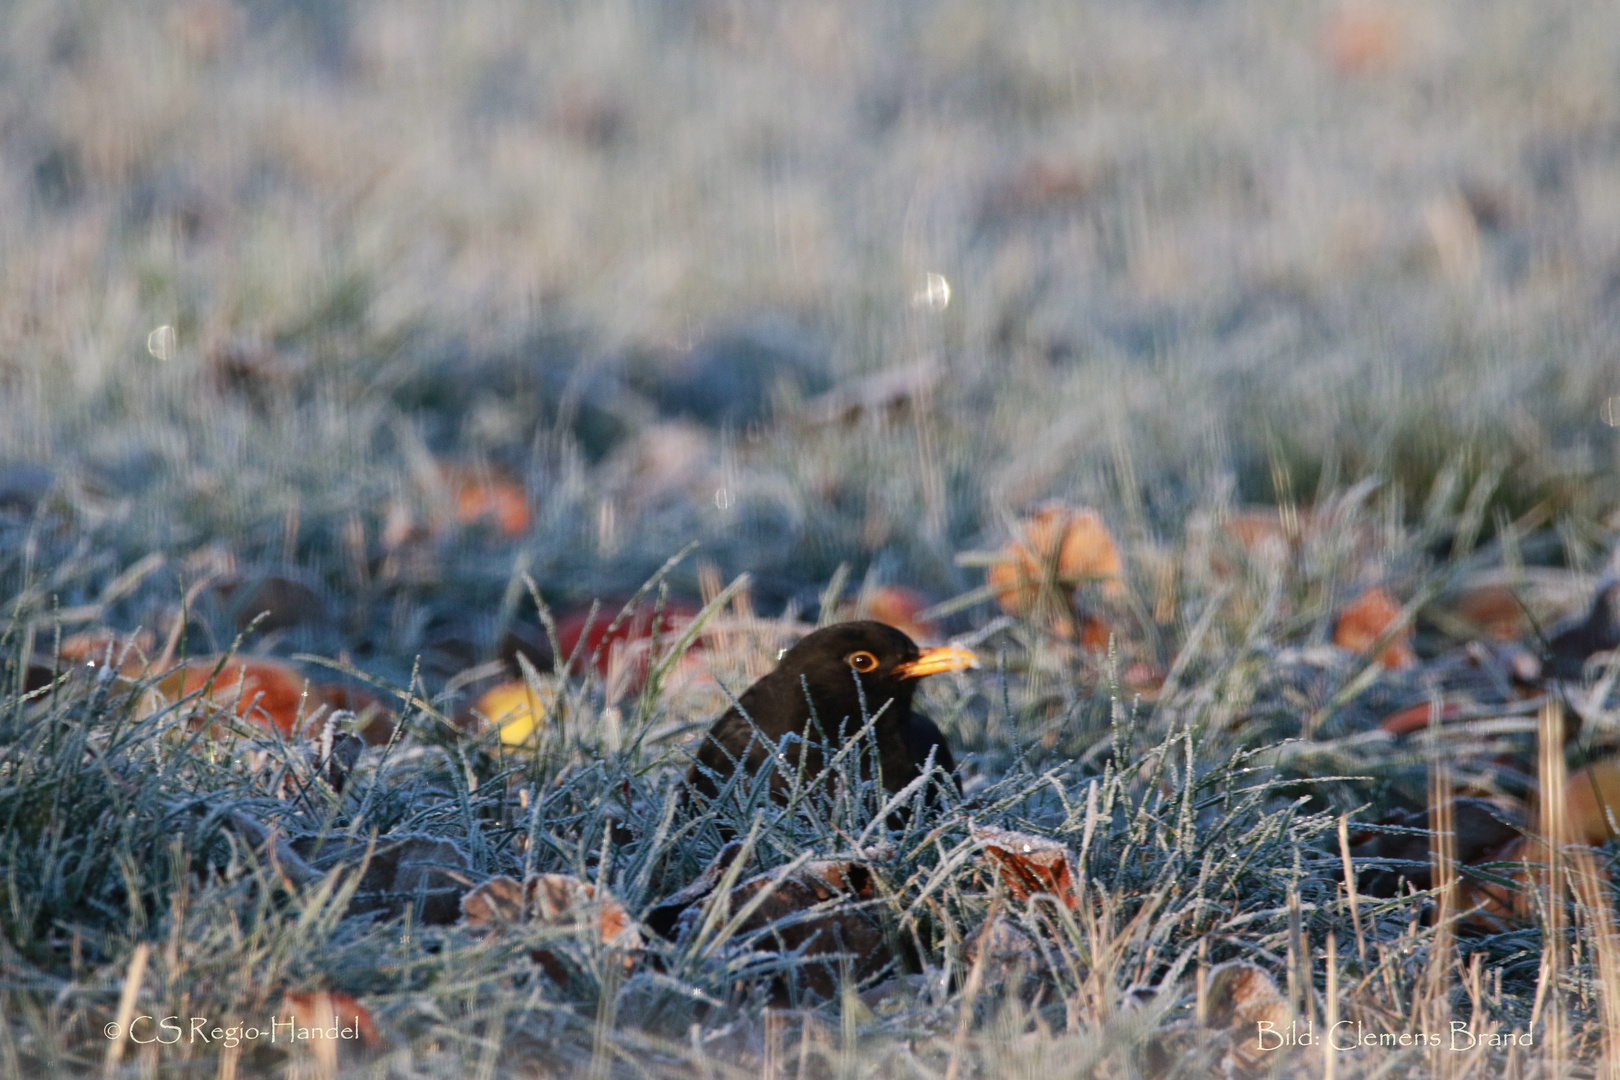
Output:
[
  {"xmin": 1543, "ymin": 574, "xmax": 1620, "ymax": 681},
  {"xmin": 683, "ymin": 621, "xmax": 975, "ymax": 811}
]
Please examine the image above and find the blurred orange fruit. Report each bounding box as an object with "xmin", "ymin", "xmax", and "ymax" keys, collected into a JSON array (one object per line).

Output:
[{"xmin": 1334, "ymin": 587, "xmax": 1415, "ymax": 669}]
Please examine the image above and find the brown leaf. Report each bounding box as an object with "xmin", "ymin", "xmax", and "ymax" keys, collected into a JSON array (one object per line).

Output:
[
  {"xmin": 804, "ymin": 859, "xmax": 877, "ymax": 900},
  {"xmin": 972, "ymin": 826, "xmax": 1080, "ymax": 910},
  {"xmin": 1449, "ymin": 583, "xmax": 1529, "ymax": 642},
  {"xmin": 460, "ymin": 872, "xmax": 642, "ymax": 982},
  {"xmin": 842, "ymin": 585, "xmax": 939, "ymax": 644},
  {"xmin": 964, "ymin": 914, "xmax": 1047, "ymax": 986},
  {"xmin": 1320, "ymin": 1, "xmax": 1403, "ymax": 75},
  {"xmin": 667, "ymin": 858, "xmax": 889, "ymax": 1001},
  {"xmin": 645, "ymin": 839, "xmax": 751, "ymax": 939},
  {"xmin": 459, "ymin": 876, "xmax": 528, "ymax": 926},
  {"xmin": 1544, "ymin": 575, "xmax": 1620, "ymax": 680},
  {"xmin": 1377, "ymin": 700, "xmax": 1464, "ymax": 736},
  {"xmin": 279, "ymin": 991, "xmax": 380, "ymax": 1048},
  {"xmin": 529, "ymin": 874, "xmax": 643, "ymax": 950},
  {"xmin": 1456, "ymin": 840, "xmax": 1531, "ymax": 933},
  {"xmin": 307, "ymin": 729, "xmax": 364, "ymax": 794},
  {"xmin": 157, "ymin": 658, "xmax": 314, "ymax": 737},
  {"xmin": 1554, "ymin": 758, "xmax": 1620, "ymax": 846},
  {"xmin": 314, "ymin": 683, "xmax": 398, "ymax": 745},
  {"xmin": 58, "ymin": 628, "xmax": 157, "ymax": 671},
  {"xmin": 1205, "ymin": 962, "xmax": 1291, "ymax": 1072},
  {"xmin": 1333, "ymin": 587, "xmax": 1415, "ymax": 669},
  {"xmin": 445, "ymin": 465, "xmax": 531, "ymax": 538},
  {"xmin": 987, "ymin": 503, "xmax": 1124, "ymax": 641}
]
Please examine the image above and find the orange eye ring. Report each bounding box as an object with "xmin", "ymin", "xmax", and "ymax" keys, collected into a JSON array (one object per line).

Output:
[{"xmin": 846, "ymin": 651, "xmax": 879, "ymax": 673}]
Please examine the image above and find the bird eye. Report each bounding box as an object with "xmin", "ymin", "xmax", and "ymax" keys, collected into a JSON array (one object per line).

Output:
[{"xmin": 847, "ymin": 651, "xmax": 879, "ymax": 673}]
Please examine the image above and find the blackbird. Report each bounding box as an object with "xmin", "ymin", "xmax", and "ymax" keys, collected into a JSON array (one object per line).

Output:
[{"xmin": 683, "ymin": 621, "xmax": 977, "ymax": 810}]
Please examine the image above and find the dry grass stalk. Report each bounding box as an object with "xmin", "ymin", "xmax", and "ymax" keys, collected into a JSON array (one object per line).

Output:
[
  {"xmin": 1324, "ymin": 928, "xmax": 1338, "ymax": 1080},
  {"xmin": 1426, "ymin": 748, "xmax": 1457, "ymax": 1077},
  {"xmin": 102, "ymin": 942, "xmax": 148, "ymax": 1080},
  {"xmin": 1338, "ymin": 813, "xmax": 1368, "ymax": 967},
  {"xmin": 1534, "ymin": 699, "xmax": 1569, "ymax": 1074},
  {"xmin": 1569, "ymin": 846, "xmax": 1620, "ymax": 1080}
]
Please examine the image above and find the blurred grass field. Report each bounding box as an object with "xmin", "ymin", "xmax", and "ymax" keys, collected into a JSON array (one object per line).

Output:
[{"xmin": 4, "ymin": 0, "xmax": 1620, "ymax": 1077}]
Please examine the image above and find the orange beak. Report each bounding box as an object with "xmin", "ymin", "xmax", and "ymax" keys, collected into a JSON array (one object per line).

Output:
[{"xmin": 893, "ymin": 645, "xmax": 980, "ymax": 680}]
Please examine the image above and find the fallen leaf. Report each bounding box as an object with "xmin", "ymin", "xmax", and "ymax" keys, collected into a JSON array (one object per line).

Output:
[
  {"xmin": 470, "ymin": 680, "xmax": 547, "ymax": 746},
  {"xmin": 1556, "ymin": 758, "xmax": 1620, "ymax": 846},
  {"xmin": 1377, "ymin": 701, "xmax": 1465, "ymax": 737},
  {"xmin": 314, "ymin": 683, "xmax": 398, "ymax": 745},
  {"xmin": 461, "ymin": 873, "xmax": 641, "ymax": 946},
  {"xmin": 1543, "ymin": 575, "xmax": 1620, "ymax": 681},
  {"xmin": 972, "ymin": 826, "xmax": 1081, "ymax": 910},
  {"xmin": 307, "ymin": 729, "xmax": 365, "ymax": 794},
  {"xmin": 841, "ymin": 585, "xmax": 939, "ymax": 643},
  {"xmin": 380, "ymin": 497, "xmax": 427, "ymax": 553},
  {"xmin": 446, "ymin": 466, "xmax": 531, "ymax": 538},
  {"xmin": 156, "ymin": 658, "xmax": 313, "ymax": 737},
  {"xmin": 1449, "ymin": 584, "xmax": 1529, "ymax": 641},
  {"xmin": 691, "ymin": 863, "xmax": 888, "ymax": 1001},
  {"xmin": 1334, "ymin": 587, "xmax": 1415, "ymax": 669},
  {"xmin": 215, "ymin": 573, "xmax": 329, "ymax": 634},
  {"xmin": 57, "ymin": 628, "xmax": 157, "ymax": 672},
  {"xmin": 1204, "ymin": 962, "xmax": 1291, "ymax": 1072},
  {"xmin": 645, "ymin": 839, "xmax": 750, "ymax": 940},
  {"xmin": 987, "ymin": 503, "xmax": 1124, "ymax": 639},
  {"xmin": 1320, "ymin": 1, "xmax": 1403, "ymax": 75},
  {"xmin": 279, "ymin": 991, "xmax": 379, "ymax": 1048},
  {"xmin": 1123, "ymin": 661, "xmax": 1165, "ymax": 696},
  {"xmin": 652, "ymin": 851, "xmax": 889, "ymax": 1002},
  {"xmin": 460, "ymin": 872, "xmax": 642, "ymax": 982},
  {"xmin": 1208, "ymin": 508, "xmax": 1296, "ymax": 579},
  {"xmin": 554, "ymin": 598, "xmax": 702, "ymax": 684},
  {"xmin": 964, "ymin": 914, "xmax": 1048, "ymax": 986}
]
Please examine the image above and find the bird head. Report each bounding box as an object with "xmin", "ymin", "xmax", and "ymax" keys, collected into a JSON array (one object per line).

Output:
[{"xmin": 773, "ymin": 621, "xmax": 979, "ymax": 720}]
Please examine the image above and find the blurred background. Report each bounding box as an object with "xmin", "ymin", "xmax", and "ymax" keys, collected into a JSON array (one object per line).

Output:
[{"xmin": 2, "ymin": 0, "xmax": 1618, "ymax": 685}]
